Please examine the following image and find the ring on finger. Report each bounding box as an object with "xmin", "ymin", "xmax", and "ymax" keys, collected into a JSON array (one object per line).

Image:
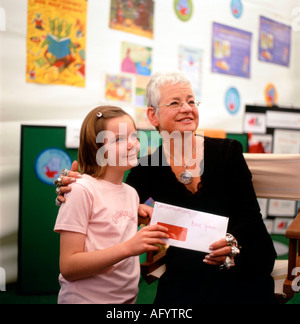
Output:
[
  {"xmin": 225, "ymin": 234, "xmax": 236, "ymax": 245},
  {"xmin": 55, "ymin": 197, "xmax": 62, "ymax": 207},
  {"xmin": 230, "ymin": 246, "xmax": 240, "ymax": 257},
  {"xmin": 225, "ymin": 233, "xmax": 237, "ymax": 246},
  {"xmin": 61, "ymin": 168, "xmax": 70, "ymax": 177},
  {"xmin": 219, "ymin": 256, "xmax": 235, "ymax": 270},
  {"xmin": 54, "ymin": 177, "xmax": 63, "ymax": 187},
  {"xmin": 55, "ymin": 187, "xmax": 62, "ymax": 196}
]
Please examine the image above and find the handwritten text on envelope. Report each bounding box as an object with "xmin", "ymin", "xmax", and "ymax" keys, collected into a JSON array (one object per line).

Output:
[{"xmin": 150, "ymin": 202, "xmax": 229, "ymax": 253}]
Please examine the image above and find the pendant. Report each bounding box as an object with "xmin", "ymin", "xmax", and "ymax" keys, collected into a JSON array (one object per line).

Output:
[{"xmin": 179, "ymin": 170, "xmax": 193, "ymax": 185}]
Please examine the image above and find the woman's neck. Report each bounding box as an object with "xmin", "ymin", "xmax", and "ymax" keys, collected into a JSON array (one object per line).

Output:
[{"xmin": 161, "ymin": 131, "xmax": 197, "ymax": 165}]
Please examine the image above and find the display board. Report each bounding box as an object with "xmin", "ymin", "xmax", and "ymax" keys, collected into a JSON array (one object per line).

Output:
[
  {"xmin": 19, "ymin": 126, "xmax": 78, "ymax": 294},
  {"xmin": 244, "ymin": 105, "xmax": 300, "ymax": 236}
]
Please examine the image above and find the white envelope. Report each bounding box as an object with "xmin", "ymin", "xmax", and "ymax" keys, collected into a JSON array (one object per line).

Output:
[{"xmin": 150, "ymin": 202, "xmax": 229, "ymax": 253}]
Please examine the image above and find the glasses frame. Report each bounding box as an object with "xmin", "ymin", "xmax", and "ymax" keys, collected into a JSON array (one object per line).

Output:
[{"xmin": 158, "ymin": 99, "xmax": 201, "ymax": 110}]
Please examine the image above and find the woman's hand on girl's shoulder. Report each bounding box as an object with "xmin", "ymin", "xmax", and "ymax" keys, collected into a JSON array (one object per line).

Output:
[{"xmin": 55, "ymin": 161, "xmax": 82, "ymax": 204}]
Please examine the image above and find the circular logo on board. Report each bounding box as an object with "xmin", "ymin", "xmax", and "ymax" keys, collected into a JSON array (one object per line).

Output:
[
  {"xmin": 35, "ymin": 148, "xmax": 72, "ymax": 186},
  {"xmin": 231, "ymin": 0, "xmax": 243, "ymax": 18},
  {"xmin": 174, "ymin": 0, "xmax": 193, "ymax": 22},
  {"xmin": 225, "ymin": 87, "xmax": 241, "ymax": 115}
]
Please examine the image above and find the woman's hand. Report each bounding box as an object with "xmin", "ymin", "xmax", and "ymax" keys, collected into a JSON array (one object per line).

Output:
[
  {"xmin": 203, "ymin": 238, "xmax": 234, "ymax": 267},
  {"xmin": 56, "ymin": 161, "xmax": 82, "ymax": 204}
]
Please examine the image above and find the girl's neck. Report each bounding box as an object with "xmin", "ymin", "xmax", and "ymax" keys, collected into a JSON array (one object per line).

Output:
[{"xmin": 101, "ymin": 167, "xmax": 125, "ymax": 185}]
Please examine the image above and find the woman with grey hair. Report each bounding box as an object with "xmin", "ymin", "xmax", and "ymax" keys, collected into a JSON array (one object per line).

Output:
[{"xmin": 56, "ymin": 72, "xmax": 277, "ymax": 304}]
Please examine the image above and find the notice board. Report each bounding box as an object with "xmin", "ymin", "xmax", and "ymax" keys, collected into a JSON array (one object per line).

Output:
[{"xmin": 19, "ymin": 126, "xmax": 78, "ymax": 294}]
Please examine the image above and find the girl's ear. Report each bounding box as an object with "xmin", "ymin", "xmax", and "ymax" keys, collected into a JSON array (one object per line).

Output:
[{"xmin": 147, "ymin": 107, "xmax": 159, "ymax": 128}]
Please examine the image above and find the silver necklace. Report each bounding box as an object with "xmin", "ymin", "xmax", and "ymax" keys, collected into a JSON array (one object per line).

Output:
[{"xmin": 165, "ymin": 145, "xmax": 196, "ymax": 185}]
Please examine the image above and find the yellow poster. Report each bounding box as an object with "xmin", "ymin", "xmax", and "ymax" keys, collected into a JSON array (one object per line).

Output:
[{"xmin": 26, "ymin": 0, "xmax": 88, "ymax": 87}]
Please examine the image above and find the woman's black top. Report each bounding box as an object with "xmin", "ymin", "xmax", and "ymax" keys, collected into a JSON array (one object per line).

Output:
[{"xmin": 126, "ymin": 137, "xmax": 277, "ymax": 304}]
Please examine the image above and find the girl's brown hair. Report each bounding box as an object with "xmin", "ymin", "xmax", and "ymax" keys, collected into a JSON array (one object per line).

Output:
[{"xmin": 78, "ymin": 106, "xmax": 136, "ymax": 179}]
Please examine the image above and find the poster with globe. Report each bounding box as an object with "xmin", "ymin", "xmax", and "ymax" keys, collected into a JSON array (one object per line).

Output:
[{"xmin": 109, "ymin": 0, "xmax": 154, "ymax": 39}]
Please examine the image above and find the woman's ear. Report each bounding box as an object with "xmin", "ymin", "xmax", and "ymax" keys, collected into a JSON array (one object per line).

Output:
[{"xmin": 147, "ymin": 107, "xmax": 159, "ymax": 128}]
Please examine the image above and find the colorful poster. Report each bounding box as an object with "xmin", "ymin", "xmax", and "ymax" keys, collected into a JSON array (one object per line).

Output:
[
  {"xmin": 179, "ymin": 46, "xmax": 203, "ymax": 99},
  {"xmin": 109, "ymin": 0, "xmax": 154, "ymax": 39},
  {"xmin": 212, "ymin": 22, "xmax": 252, "ymax": 79},
  {"xmin": 258, "ymin": 16, "xmax": 291, "ymax": 67},
  {"xmin": 26, "ymin": 0, "xmax": 88, "ymax": 87},
  {"xmin": 174, "ymin": 0, "xmax": 193, "ymax": 22},
  {"xmin": 135, "ymin": 75, "xmax": 154, "ymax": 130},
  {"xmin": 105, "ymin": 74, "xmax": 133, "ymax": 103},
  {"xmin": 121, "ymin": 42, "xmax": 152, "ymax": 76}
]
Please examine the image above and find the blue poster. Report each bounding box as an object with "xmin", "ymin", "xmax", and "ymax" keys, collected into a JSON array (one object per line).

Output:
[
  {"xmin": 212, "ymin": 22, "xmax": 252, "ymax": 78},
  {"xmin": 258, "ymin": 16, "xmax": 291, "ymax": 67}
]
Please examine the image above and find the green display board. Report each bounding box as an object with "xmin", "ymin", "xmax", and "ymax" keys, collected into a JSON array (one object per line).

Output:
[
  {"xmin": 227, "ymin": 133, "xmax": 248, "ymax": 153},
  {"xmin": 19, "ymin": 126, "xmax": 78, "ymax": 294}
]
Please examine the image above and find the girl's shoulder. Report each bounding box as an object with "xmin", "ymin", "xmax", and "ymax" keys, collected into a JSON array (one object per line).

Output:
[
  {"xmin": 122, "ymin": 181, "xmax": 139, "ymax": 196},
  {"xmin": 70, "ymin": 174, "xmax": 96, "ymax": 190}
]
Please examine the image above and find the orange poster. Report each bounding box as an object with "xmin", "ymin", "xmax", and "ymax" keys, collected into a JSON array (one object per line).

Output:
[{"xmin": 26, "ymin": 0, "xmax": 88, "ymax": 87}]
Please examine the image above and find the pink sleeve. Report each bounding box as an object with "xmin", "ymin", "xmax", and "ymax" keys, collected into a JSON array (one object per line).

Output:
[{"xmin": 54, "ymin": 183, "xmax": 92, "ymax": 235}]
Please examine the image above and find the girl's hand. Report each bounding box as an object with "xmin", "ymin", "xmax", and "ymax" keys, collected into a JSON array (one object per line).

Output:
[{"xmin": 125, "ymin": 225, "xmax": 169, "ymax": 256}]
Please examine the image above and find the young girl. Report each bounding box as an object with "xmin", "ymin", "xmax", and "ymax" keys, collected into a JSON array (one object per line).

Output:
[{"xmin": 54, "ymin": 106, "xmax": 168, "ymax": 304}]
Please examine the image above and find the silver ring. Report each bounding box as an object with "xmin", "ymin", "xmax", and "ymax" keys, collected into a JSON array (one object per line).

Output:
[
  {"xmin": 225, "ymin": 233, "xmax": 238, "ymax": 246},
  {"xmin": 220, "ymin": 256, "xmax": 235, "ymax": 270},
  {"xmin": 55, "ymin": 197, "xmax": 62, "ymax": 207},
  {"xmin": 230, "ymin": 246, "xmax": 240, "ymax": 257},
  {"xmin": 54, "ymin": 177, "xmax": 63, "ymax": 187},
  {"xmin": 55, "ymin": 187, "xmax": 61, "ymax": 196},
  {"xmin": 61, "ymin": 169, "xmax": 70, "ymax": 177}
]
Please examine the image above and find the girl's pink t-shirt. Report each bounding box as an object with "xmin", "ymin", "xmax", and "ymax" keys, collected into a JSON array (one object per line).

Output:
[{"xmin": 54, "ymin": 174, "xmax": 140, "ymax": 304}]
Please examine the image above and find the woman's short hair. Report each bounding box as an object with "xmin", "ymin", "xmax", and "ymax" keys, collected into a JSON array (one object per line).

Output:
[
  {"xmin": 78, "ymin": 106, "xmax": 135, "ymax": 179},
  {"xmin": 146, "ymin": 72, "xmax": 192, "ymax": 110}
]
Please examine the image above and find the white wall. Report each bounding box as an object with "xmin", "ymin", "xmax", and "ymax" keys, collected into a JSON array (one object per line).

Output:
[{"xmin": 1, "ymin": 0, "xmax": 300, "ymax": 283}]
